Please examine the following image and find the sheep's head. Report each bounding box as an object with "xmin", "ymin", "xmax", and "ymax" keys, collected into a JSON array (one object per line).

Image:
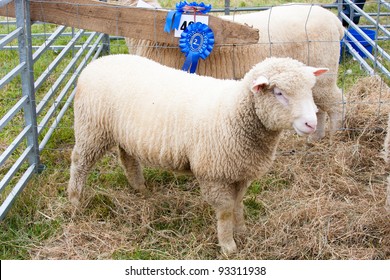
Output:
[{"xmin": 248, "ymin": 57, "xmax": 328, "ymax": 135}]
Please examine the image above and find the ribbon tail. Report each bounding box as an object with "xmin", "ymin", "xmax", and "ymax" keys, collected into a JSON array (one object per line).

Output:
[
  {"xmin": 172, "ymin": 11, "xmax": 182, "ymax": 30},
  {"xmin": 182, "ymin": 52, "xmax": 193, "ymax": 72},
  {"xmin": 182, "ymin": 52, "xmax": 200, "ymax": 73},
  {"xmin": 189, "ymin": 54, "xmax": 199, "ymax": 73},
  {"xmin": 164, "ymin": 10, "xmax": 176, "ymax": 33}
]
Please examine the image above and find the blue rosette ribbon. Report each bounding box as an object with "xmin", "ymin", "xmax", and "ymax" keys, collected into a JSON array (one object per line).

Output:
[
  {"xmin": 179, "ymin": 22, "xmax": 214, "ymax": 73},
  {"xmin": 164, "ymin": 1, "xmax": 212, "ymax": 33}
]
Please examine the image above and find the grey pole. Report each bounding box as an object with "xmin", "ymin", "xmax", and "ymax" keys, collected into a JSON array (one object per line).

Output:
[{"xmin": 15, "ymin": 0, "xmax": 44, "ymax": 173}]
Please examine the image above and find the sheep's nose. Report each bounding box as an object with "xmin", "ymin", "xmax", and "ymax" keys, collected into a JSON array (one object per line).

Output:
[{"xmin": 305, "ymin": 121, "xmax": 317, "ymax": 132}]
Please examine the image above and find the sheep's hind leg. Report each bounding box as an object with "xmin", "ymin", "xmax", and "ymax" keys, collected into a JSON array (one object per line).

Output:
[
  {"xmin": 68, "ymin": 142, "xmax": 110, "ymax": 207},
  {"xmin": 201, "ymin": 182, "xmax": 237, "ymax": 255},
  {"xmin": 118, "ymin": 146, "xmax": 148, "ymax": 195}
]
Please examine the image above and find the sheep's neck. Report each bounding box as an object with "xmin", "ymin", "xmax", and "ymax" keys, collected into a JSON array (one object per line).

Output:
[{"xmin": 232, "ymin": 91, "xmax": 282, "ymax": 156}]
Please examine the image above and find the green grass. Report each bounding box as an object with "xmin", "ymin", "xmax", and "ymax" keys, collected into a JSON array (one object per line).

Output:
[{"xmin": 0, "ymin": 0, "xmax": 389, "ymax": 260}]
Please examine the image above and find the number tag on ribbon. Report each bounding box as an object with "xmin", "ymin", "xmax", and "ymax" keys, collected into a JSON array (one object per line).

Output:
[{"xmin": 174, "ymin": 14, "xmax": 209, "ymax": 37}]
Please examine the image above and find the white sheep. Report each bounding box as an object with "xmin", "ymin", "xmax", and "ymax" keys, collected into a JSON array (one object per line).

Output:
[
  {"xmin": 120, "ymin": 1, "xmax": 344, "ymax": 141},
  {"xmin": 68, "ymin": 54, "xmax": 328, "ymax": 254}
]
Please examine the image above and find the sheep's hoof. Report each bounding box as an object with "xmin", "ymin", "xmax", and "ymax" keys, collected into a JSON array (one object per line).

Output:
[
  {"xmin": 68, "ymin": 190, "xmax": 81, "ymax": 208},
  {"xmin": 136, "ymin": 185, "xmax": 151, "ymax": 198},
  {"xmin": 220, "ymin": 241, "xmax": 237, "ymax": 256},
  {"xmin": 69, "ymin": 197, "xmax": 81, "ymax": 208}
]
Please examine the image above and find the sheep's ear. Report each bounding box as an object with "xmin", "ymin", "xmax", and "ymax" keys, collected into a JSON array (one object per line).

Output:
[
  {"xmin": 251, "ymin": 76, "xmax": 269, "ymax": 94},
  {"xmin": 308, "ymin": 67, "xmax": 329, "ymax": 76}
]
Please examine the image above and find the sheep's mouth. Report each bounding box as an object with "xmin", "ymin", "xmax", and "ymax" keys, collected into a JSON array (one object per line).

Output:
[{"xmin": 293, "ymin": 124, "xmax": 316, "ymax": 136}]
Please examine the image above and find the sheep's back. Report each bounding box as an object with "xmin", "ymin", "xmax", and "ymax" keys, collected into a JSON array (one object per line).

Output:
[
  {"xmin": 223, "ymin": 5, "xmax": 343, "ymax": 74},
  {"xmin": 74, "ymin": 55, "xmax": 240, "ymax": 171}
]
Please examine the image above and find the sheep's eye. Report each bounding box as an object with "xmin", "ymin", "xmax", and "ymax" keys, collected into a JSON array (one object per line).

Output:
[{"xmin": 273, "ymin": 88, "xmax": 289, "ymax": 106}]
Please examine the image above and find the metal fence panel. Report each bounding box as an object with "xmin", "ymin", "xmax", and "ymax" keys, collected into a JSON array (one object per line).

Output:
[
  {"xmin": 0, "ymin": 0, "xmax": 104, "ymax": 220},
  {"xmin": 339, "ymin": 0, "xmax": 390, "ymax": 80}
]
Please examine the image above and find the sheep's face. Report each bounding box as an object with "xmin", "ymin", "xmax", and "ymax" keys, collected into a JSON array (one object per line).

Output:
[{"xmin": 250, "ymin": 65, "xmax": 328, "ymax": 135}]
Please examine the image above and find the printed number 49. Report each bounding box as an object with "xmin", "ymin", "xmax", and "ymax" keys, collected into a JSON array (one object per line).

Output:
[{"xmin": 180, "ymin": 21, "xmax": 194, "ymax": 30}]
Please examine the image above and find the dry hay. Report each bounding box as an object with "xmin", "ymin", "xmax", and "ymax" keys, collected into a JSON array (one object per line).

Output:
[
  {"xmin": 383, "ymin": 96, "xmax": 390, "ymax": 212},
  {"xmin": 30, "ymin": 76, "xmax": 390, "ymax": 259}
]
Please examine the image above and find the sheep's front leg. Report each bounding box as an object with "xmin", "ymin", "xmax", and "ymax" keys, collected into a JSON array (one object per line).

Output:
[
  {"xmin": 118, "ymin": 146, "xmax": 149, "ymax": 195},
  {"xmin": 329, "ymin": 109, "xmax": 342, "ymax": 137},
  {"xmin": 201, "ymin": 182, "xmax": 237, "ymax": 255},
  {"xmin": 216, "ymin": 205, "xmax": 237, "ymax": 255},
  {"xmin": 309, "ymin": 109, "xmax": 326, "ymax": 141},
  {"xmin": 234, "ymin": 181, "xmax": 250, "ymax": 234}
]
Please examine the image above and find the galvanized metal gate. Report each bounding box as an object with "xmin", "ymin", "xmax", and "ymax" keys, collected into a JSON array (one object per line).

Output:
[
  {"xmin": 339, "ymin": 0, "xmax": 390, "ymax": 79},
  {"xmin": 0, "ymin": 0, "xmax": 106, "ymax": 219}
]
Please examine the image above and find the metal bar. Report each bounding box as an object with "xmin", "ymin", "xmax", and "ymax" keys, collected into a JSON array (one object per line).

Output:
[
  {"xmin": 99, "ymin": 0, "xmax": 110, "ymax": 55},
  {"xmin": 0, "ymin": 31, "xmax": 93, "ymax": 38},
  {"xmin": 344, "ymin": 40, "xmax": 375, "ymax": 75},
  {"xmin": 0, "ymin": 125, "xmax": 31, "ymax": 167},
  {"xmin": 344, "ymin": 28, "xmax": 378, "ymax": 60},
  {"xmin": 90, "ymin": 32, "xmax": 104, "ymax": 60},
  {"xmin": 2, "ymin": 44, "xmax": 101, "ymax": 50},
  {"xmin": 34, "ymin": 29, "xmax": 85, "ymax": 93},
  {"xmin": 367, "ymin": 12, "xmax": 390, "ymax": 16},
  {"xmin": 380, "ymin": 0, "xmax": 390, "ymax": 10},
  {"xmin": 343, "ymin": 0, "xmax": 390, "ymax": 39},
  {"xmin": 359, "ymin": 24, "xmax": 390, "ymax": 30},
  {"xmin": 339, "ymin": 15, "xmax": 390, "ymax": 80},
  {"xmin": 0, "ymin": 62, "xmax": 25, "ymax": 91},
  {"xmin": 16, "ymin": 0, "xmax": 41, "ymax": 172},
  {"xmin": 0, "ymin": 95, "xmax": 28, "ymax": 132},
  {"xmin": 341, "ymin": 12, "xmax": 390, "ymax": 64},
  {"xmin": 0, "ymin": 145, "xmax": 32, "ymax": 193},
  {"xmin": 224, "ymin": 0, "xmax": 230, "ymax": 15},
  {"xmin": 37, "ymin": 32, "xmax": 99, "ymax": 135},
  {"xmin": 32, "ymin": 25, "xmax": 67, "ymax": 62},
  {"xmin": 0, "ymin": 26, "xmax": 22, "ymax": 49},
  {"xmin": 39, "ymin": 88, "xmax": 75, "ymax": 151},
  {"xmin": 0, "ymin": 21, "xmax": 16, "ymax": 24},
  {"xmin": 39, "ymin": 33, "xmax": 103, "ymax": 151},
  {"xmin": 0, "ymin": 164, "xmax": 36, "ymax": 221},
  {"xmin": 344, "ymin": 29, "xmax": 390, "ymax": 79},
  {"xmin": 35, "ymin": 29, "xmax": 85, "ymax": 116},
  {"xmin": 0, "ymin": 31, "xmax": 96, "ymax": 38},
  {"xmin": 93, "ymin": 42, "xmax": 104, "ymax": 60}
]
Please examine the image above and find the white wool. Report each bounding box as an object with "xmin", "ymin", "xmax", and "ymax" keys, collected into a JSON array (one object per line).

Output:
[{"xmin": 69, "ymin": 54, "xmax": 324, "ymax": 254}]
